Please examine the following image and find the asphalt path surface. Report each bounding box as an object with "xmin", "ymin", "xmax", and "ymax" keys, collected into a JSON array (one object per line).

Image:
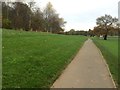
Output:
[{"xmin": 51, "ymin": 39, "xmax": 116, "ymax": 88}]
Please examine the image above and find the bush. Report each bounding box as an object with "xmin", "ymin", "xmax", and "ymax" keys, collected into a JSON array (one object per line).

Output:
[{"xmin": 2, "ymin": 19, "xmax": 11, "ymax": 29}]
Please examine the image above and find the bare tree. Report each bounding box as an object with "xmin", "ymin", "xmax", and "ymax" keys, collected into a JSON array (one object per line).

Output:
[
  {"xmin": 28, "ymin": 0, "xmax": 35, "ymax": 31},
  {"xmin": 96, "ymin": 14, "xmax": 118, "ymax": 40},
  {"xmin": 43, "ymin": 2, "xmax": 66, "ymax": 33},
  {"xmin": 43, "ymin": 2, "xmax": 56, "ymax": 32}
]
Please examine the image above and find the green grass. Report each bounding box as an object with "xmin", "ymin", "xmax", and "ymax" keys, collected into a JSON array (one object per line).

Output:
[
  {"xmin": 2, "ymin": 29, "xmax": 87, "ymax": 88},
  {"xmin": 92, "ymin": 37, "xmax": 118, "ymax": 87},
  {"xmin": 0, "ymin": 28, "xmax": 2, "ymax": 89}
]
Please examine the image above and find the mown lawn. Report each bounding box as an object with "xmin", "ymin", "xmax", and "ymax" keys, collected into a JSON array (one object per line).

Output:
[
  {"xmin": 92, "ymin": 37, "xmax": 118, "ymax": 87},
  {"xmin": 0, "ymin": 29, "xmax": 2, "ymax": 90},
  {"xmin": 2, "ymin": 29, "xmax": 87, "ymax": 88}
]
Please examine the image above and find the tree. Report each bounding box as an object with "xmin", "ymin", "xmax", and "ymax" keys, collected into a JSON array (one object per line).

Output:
[
  {"xmin": 28, "ymin": 1, "xmax": 35, "ymax": 30},
  {"xmin": 13, "ymin": 2, "xmax": 31, "ymax": 30},
  {"xmin": 69, "ymin": 29, "xmax": 76, "ymax": 35},
  {"xmin": 43, "ymin": 2, "xmax": 55, "ymax": 32},
  {"xmin": 50, "ymin": 14, "xmax": 66, "ymax": 33},
  {"xmin": 43, "ymin": 2, "xmax": 66, "ymax": 33},
  {"xmin": 31, "ymin": 8, "xmax": 45, "ymax": 31},
  {"xmin": 96, "ymin": 14, "xmax": 118, "ymax": 40},
  {"xmin": 2, "ymin": 1, "xmax": 66, "ymax": 33},
  {"xmin": 93, "ymin": 26, "xmax": 105, "ymax": 37},
  {"xmin": 2, "ymin": 2, "xmax": 12, "ymax": 28},
  {"xmin": 88, "ymin": 29, "xmax": 95, "ymax": 37},
  {"xmin": 115, "ymin": 22, "xmax": 120, "ymax": 36}
]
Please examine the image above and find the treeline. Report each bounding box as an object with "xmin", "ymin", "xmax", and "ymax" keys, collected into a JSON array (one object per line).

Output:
[
  {"xmin": 65, "ymin": 27, "xmax": 119, "ymax": 37},
  {"xmin": 2, "ymin": 1, "xmax": 66, "ymax": 33},
  {"xmin": 65, "ymin": 29, "xmax": 88, "ymax": 36},
  {"xmin": 65, "ymin": 14, "xmax": 119, "ymax": 39},
  {"xmin": 93, "ymin": 25, "xmax": 119, "ymax": 36}
]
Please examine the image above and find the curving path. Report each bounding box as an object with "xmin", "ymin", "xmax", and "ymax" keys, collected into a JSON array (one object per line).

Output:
[{"xmin": 51, "ymin": 39, "xmax": 116, "ymax": 88}]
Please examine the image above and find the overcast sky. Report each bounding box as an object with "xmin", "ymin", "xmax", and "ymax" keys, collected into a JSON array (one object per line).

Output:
[
  {"xmin": 37, "ymin": 0, "xmax": 120, "ymax": 31},
  {"xmin": 9, "ymin": 0, "xmax": 120, "ymax": 31}
]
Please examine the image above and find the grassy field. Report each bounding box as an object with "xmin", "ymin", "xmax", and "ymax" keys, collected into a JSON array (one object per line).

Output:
[
  {"xmin": 2, "ymin": 29, "xmax": 87, "ymax": 88},
  {"xmin": 92, "ymin": 37, "xmax": 118, "ymax": 87},
  {"xmin": 0, "ymin": 29, "xmax": 2, "ymax": 89}
]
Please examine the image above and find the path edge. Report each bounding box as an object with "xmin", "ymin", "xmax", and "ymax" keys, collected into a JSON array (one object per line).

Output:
[
  {"xmin": 51, "ymin": 39, "xmax": 88, "ymax": 88},
  {"xmin": 92, "ymin": 39, "xmax": 117, "ymax": 88}
]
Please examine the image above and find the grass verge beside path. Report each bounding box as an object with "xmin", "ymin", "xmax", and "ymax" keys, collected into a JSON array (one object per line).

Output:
[
  {"xmin": 2, "ymin": 29, "xmax": 87, "ymax": 88},
  {"xmin": 92, "ymin": 37, "xmax": 118, "ymax": 87}
]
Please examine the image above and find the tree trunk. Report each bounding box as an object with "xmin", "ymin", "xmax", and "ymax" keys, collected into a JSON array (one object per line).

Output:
[
  {"xmin": 104, "ymin": 34, "xmax": 107, "ymax": 40},
  {"xmin": 104, "ymin": 27, "xmax": 109, "ymax": 40}
]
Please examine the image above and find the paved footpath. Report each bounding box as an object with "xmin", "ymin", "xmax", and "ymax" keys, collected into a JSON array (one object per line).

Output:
[{"xmin": 51, "ymin": 39, "xmax": 116, "ymax": 88}]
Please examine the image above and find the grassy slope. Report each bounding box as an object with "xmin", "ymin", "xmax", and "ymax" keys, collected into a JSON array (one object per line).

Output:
[
  {"xmin": 0, "ymin": 29, "xmax": 2, "ymax": 89},
  {"xmin": 2, "ymin": 29, "xmax": 87, "ymax": 88},
  {"xmin": 92, "ymin": 37, "xmax": 118, "ymax": 86}
]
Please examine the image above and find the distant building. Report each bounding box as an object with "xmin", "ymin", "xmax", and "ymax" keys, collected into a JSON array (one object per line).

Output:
[{"xmin": 118, "ymin": 1, "xmax": 120, "ymax": 23}]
